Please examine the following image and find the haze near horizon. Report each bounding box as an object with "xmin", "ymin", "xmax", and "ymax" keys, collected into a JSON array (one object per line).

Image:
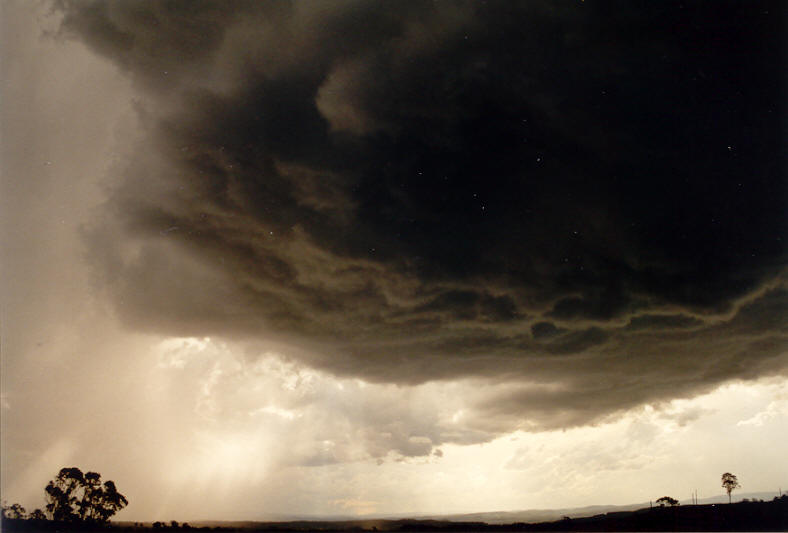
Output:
[{"xmin": 1, "ymin": 0, "xmax": 786, "ymax": 523}]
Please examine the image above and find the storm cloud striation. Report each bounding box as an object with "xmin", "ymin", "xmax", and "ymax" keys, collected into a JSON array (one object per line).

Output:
[{"xmin": 56, "ymin": 1, "xmax": 785, "ymax": 435}]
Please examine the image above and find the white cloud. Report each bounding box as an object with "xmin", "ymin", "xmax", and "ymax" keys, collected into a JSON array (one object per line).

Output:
[
  {"xmin": 737, "ymin": 398, "xmax": 788, "ymax": 427},
  {"xmin": 4, "ymin": 316, "xmax": 788, "ymax": 520},
  {"xmin": 252, "ymin": 405, "xmax": 300, "ymax": 420},
  {"xmin": 330, "ymin": 498, "xmax": 381, "ymax": 516}
]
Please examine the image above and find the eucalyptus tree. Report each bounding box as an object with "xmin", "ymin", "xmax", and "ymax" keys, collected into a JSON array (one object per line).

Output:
[
  {"xmin": 721, "ymin": 472, "xmax": 741, "ymax": 504},
  {"xmin": 45, "ymin": 467, "xmax": 128, "ymax": 522},
  {"xmin": 656, "ymin": 496, "xmax": 679, "ymax": 507}
]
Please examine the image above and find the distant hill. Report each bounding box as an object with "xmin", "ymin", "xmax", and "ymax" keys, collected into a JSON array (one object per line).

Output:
[
  {"xmin": 167, "ymin": 491, "xmax": 784, "ymax": 527},
  {"xmin": 149, "ymin": 497, "xmax": 788, "ymax": 531},
  {"xmin": 4, "ymin": 497, "xmax": 787, "ymax": 532},
  {"xmin": 684, "ymin": 491, "xmax": 782, "ymax": 506},
  {"xmin": 420, "ymin": 502, "xmax": 649, "ymax": 525},
  {"xmin": 509, "ymin": 497, "xmax": 788, "ymax": 531},
  {"xmin": 417, "ymin": 491, "xmax": 784, "ymax": 524},
  {"xmin": 113, "ymin": 491, "xmax": 786, "ymax": 528},
  {"xmin": 143, "ymin": 493, "xmax": 788, "ymax": 531}
]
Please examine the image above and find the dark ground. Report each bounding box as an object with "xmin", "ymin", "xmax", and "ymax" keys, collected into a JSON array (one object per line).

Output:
[{"xmin": 3, "ymin": 497, "xmax": 787, "ymax": 532}]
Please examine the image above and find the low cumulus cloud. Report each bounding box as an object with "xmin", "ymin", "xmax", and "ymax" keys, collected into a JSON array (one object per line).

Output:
[
  {"xmin": 54, "ymin": 1, "xmax": 786, "ymax": 442},
  {"xmin": 153, "ymin": 338, "xmax": 492, "ymax": 465}
]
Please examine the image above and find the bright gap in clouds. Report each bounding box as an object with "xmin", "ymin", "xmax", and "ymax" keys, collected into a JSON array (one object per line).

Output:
[
  {"xmin": 2, "ymin": 330, "xmax": 787, "ymax": 522},
  {"xmin": 84, "ymin": 336, "xmax": 785, "ymax": 521}
]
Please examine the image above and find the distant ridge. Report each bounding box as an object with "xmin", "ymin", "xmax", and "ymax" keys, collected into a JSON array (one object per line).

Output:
[
  {"xmin": 123, "ymin": 491, "xmax": 783, "ymax": 527},
  {"xmin": 681, "ymin": 491, "xmax": 782, "ymax": 506},
  {"xmin": 98, "ymin": 496, "xmax": 787, "ymax": 532},
  {"xmin": 425, "ymin": 491, "xmax": 783, "ymax": 524},
  {"xmin": 7, "ymin": 498, "xmax": 786, "ymax": 532},
  {"xmin": 420, "ymin": 502, "xmax": 648, "ymax": 525}
]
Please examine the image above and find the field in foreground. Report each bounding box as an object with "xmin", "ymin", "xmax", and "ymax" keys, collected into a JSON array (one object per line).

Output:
[{"xmin": 3, "ymin": 497, "xmax": 787, "ymax": 532}]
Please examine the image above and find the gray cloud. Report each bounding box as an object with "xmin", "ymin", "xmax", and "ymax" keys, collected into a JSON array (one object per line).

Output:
[
  {"xmin": 625, "ymin": 313, "xmax": 705, "ymax": 331},
  {"xmin": 531, "ymin": 322, "xmax": 565, "ymax": 340},
  {"xmin": 54, "ymin": 0, "xmax": 787, "ymax": 436}
]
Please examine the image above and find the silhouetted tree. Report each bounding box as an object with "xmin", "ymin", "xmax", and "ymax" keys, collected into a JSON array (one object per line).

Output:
[
  {"xmin": 721, "ymin": 472, "xmax": 740, "ymax": 504},
  {"xmin": 96, "ymin": 480, "xmax": 128, "ymax": 522},
  {"xmin": 78, "ymin": 471, "xmax": 103, "ymax": 521},
  {"xmin": 656, "ymin": 496, "xmax": 679, "ymax": 507},
  {"xmin": 29, "ymin": 508, "xmax": 47, "ymax": 521},
  {"xmin": 46, "ymin": 467, "xmax": 84, "ymax": 521},
  {"xmin": 45, "ymin": 467, "xmax": 128, "ymax": 523},
  {"xmin": 2, "ymin": 502, "xmax": 27, "ymax": 519},
  {"xmin": 171, "ymin": 520, "xmax": 180, "ymax": 528}
]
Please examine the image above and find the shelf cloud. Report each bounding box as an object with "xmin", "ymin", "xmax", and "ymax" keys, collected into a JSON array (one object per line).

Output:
[{"xmin": 54, "ymin": 0, "xmax": 786, "ymax": 436}]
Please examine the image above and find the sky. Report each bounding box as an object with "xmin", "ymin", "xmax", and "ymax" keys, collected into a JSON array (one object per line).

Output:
[{"xmin": 1, "ymin": 0, "xmax": 786, "ymax": 523}]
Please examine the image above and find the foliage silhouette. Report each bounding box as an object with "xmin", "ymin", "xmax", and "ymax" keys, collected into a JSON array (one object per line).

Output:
[
  {"xmin": 45, "ymin": 467, "xmax": 128, "ymax": 523},
  {"xmin": 2, "ymin": 502, "xmax": 27, "ymax": 519},
  {"xmin": 28, "ymin": 509, "xmax": 47, "ymax": 521},
  {"xmin": 721, "ymin": 472, "xmax": 741, "ymax": 504},
  {"xmin": 656, "ymin": 496, "xmax": 679, "ymax": 507}
]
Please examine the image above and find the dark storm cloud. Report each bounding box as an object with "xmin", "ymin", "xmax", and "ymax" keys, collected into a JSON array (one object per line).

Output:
[
  {"xmin": 548, "ymin": 289, "xmax": 640, "ymax": 321},
  {"xmin": 58, "ymin": 1, "xmax": 786, "ymax": 431},
  {"xmin": 531, "ymin": 322, "xmax": 564, "ymax": 340},
  {"xmin": 625, "ymin": 313, "xmax": 704, "ymax": 331}
]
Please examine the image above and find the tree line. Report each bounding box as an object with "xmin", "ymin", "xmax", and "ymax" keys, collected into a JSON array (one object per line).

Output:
[{"xmin": 2, "ymin": 467, "xmax": 127, "ymax": 523}]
